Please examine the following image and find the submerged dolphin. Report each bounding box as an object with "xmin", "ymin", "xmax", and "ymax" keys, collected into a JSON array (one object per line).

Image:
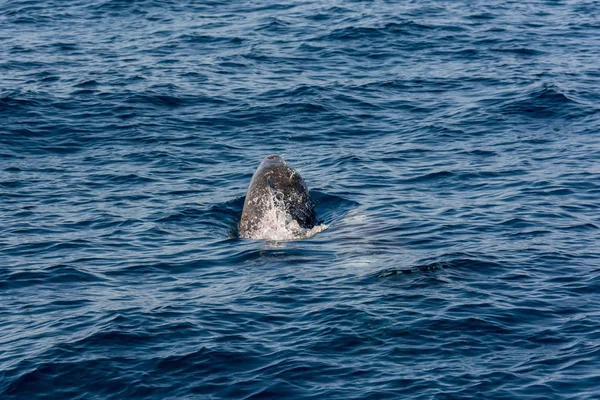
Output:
[{"xmin": 239, "ymin": 155, "xmax": 316, "ymax": 239}]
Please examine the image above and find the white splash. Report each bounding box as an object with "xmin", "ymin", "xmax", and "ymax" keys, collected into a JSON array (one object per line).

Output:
[{"xmin": 241, "ymin": 189, "xmax": 327, "ymax": 241}]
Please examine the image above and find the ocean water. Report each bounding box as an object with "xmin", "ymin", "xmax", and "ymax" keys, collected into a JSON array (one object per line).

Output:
[{"xmin": 1, "ymin": 0, "xmax": 600, "ymax": 398}]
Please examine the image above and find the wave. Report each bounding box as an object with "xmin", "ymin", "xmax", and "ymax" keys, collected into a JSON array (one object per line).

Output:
[
  {"xmin": 484, "ymin": 83, "xmax": 597, "ymax": 119},
  {"xmin": 326, "ymin": 21, "xmax": 434, "ymax": 41},
  {"xmin": 0, "ymin": 264, "xmax": 105, "ymax": 289}
]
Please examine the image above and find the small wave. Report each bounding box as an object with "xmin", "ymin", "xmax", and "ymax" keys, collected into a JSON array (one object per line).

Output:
[
  {"xmin": 178, "ymin": 33, "xmax": 244, "ymax": 45},
  {"xmin": 155, "ymin": 197, "xmax": 244, "ymax": 239},
  {"xmin": 86, "ymin": 173, "xmax": 156, "ymax": 185},
  {"xmin": 311, "ymin": 190, "xmax": 359, "ymax": 225},
  {"xmin": 74, "ymin": 79, "xmax": 99, "ymax": 88},
  {"xmin": 492, "ymin": 47, "xmax": 544, "ymax": 56},
  {"xmin": 466, "ymin": 12, "xmax": 498, "ymax": 20},
  {"xmin": 1, "ymin": 264, "xmax": 105, "ymax": 289},
  {"xmin": 490, "ymin": 83, "xmax": 592, "ymax": 119},
  {"xmin": 125, "ymin": 93, "xmax": 185, "ymax": 108},
  {"xmin": 275, "ymin": 102, "xmax": 329, "ymax": 114},
  {"xmin": 256, "ymin": 16, "xmax": 292, "ymax": 32},
  {"xmin": 0, "ymin": 91, "xmax": 41, "ymax": 112},
  {"xmin": 559, "ymin": 223, "xmax": 599, "ymax": 231},
  {"xmin": 326, "ymin": 21, "xmax": 432, "ymax": 41},
  {"xmin": 402, "ymin": 170, "xmax": 455, "ymax": 183}
]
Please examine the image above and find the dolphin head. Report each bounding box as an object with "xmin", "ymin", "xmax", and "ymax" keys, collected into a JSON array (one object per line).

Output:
[{"xmin": 259, "ymin": 155, "xmax": 286, "ymax": 169}]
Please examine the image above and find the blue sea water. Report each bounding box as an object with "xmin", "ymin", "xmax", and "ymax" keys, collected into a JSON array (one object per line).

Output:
[{"xmin": 1, "ymin": 0, "xmax": 600, "ymax": 398}]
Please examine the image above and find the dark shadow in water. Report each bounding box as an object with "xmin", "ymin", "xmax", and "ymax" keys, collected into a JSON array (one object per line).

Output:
[
  {"xmin": 310, "ymin": 189, "xmax": 359, "ymax": 225},
  {"xmin": 375, "ymin": 257, "xmax": 501, "ymax": 278},
  {"xmin": 376, "ymin": 262, "xmax": 445, "ymax": 277}
]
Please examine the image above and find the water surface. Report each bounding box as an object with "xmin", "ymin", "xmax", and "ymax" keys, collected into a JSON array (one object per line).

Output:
[{"xmin": 2, "ymin": 1, "xmax": 600, "ymax": 398}]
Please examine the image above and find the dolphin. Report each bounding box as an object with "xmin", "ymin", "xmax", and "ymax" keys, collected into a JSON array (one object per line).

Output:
[{"xmin": 239, "ymin": 155, "xmax": 316, "ymax": 239}]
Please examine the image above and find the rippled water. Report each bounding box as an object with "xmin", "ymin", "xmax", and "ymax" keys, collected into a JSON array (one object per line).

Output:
[{"xmin": 2, "ymin": 1, "xmax": 600, "ymax": 398}]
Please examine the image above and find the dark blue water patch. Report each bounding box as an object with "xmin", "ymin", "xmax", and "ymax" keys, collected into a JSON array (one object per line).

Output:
[
  {"xmin": 0, "ymin": 91, "xmax": 42, "ymax": 111},
  {"xmin": 311, "ymin": 190, "xmax": 359, "ymax": 225},
  {"xmin": 325, "ymin": 21, "xmax": 431, "ymax": 41},
  {"xmin": 488, "ymin": 83, "xmax": 595, "ymax": 119},
  {"xmin": 0, "ymin": 264, "xmax": 105, "ymax": 290},
  {"xmin": 74, "ymin": 79, "xmax": 100, "ymax": 88},
  {"xmin": 155, "ymin": 196, "xmax": 244, "ymax": 236},
  {"xmin": 491, "ymin": 47, "xmax": 545, "ymax": 57}
]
